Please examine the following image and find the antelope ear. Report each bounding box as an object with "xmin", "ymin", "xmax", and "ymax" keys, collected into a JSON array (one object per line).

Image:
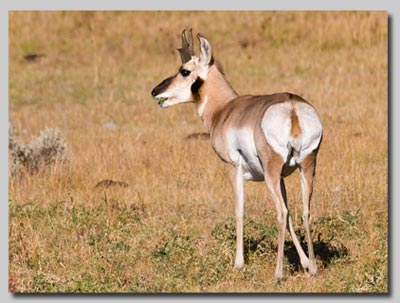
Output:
[{"xmin": 197, "ymin": 34, "xmax": 213, "ymax": 66}]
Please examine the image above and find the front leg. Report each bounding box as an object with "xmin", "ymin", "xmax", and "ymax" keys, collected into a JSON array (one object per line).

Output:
[{"xmin": 226, "ymin": 162, "xmax": 245, "ymax": 269}]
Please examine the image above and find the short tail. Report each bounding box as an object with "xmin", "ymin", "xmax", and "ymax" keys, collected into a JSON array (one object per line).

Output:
[{"xmin": 287, "ymin": 143, "xmax": 300, "ymax": 166}]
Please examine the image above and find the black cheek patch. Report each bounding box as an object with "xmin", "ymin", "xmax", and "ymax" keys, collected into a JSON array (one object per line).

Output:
[{"xmin": 191, "ymin": 77, "xmax": 204, "ymax": 99}]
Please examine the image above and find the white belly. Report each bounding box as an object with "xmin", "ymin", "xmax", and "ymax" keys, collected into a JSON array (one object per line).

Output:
[{"xmin": 226, "ymin": 128, "xmax": 264, "ymax": 181}]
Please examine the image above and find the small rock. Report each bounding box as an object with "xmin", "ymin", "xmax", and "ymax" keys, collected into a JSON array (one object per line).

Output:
[
  {"xmin": 24, "ymin": 53, "xmax": 45, "ymax": 62},
  {"xmin": 103, "ymin": 121, "xmax": 117, "ymax": 130},
  {"xmin": 95, "ymin": 179, "xmax": 128, "ymax": 188},
  {"xmin": 185, "ymin": 132, "xmax": 209, "ymax": 140}
]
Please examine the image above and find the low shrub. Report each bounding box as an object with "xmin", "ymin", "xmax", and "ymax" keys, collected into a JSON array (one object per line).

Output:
[{"xmin": 9, "ymin": 125, "xmax": 71, "ymax": 176}]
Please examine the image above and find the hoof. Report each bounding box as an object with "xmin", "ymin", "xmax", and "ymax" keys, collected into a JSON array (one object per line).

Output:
[
  {"xmin": 234, "ymin": 259, "xmax": 244, "ymax": 270},
  {"xmin": 305, "ymin": 260, "xmax": 318, "ymax": 277},
  {"xmin": 274, "ymin": 273, "xmax": 286, "ymax": 284},
  {"xmin": 274, "ymin": 269, "xmax": 285, "ymax": 281},
  {"xmin": 309, "ymin": 262, "xmax": 318, "ymax": 276}
]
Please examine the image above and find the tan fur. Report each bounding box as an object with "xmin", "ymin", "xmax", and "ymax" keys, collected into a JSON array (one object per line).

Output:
[
  {"xmin": 254, "ymin": 125, "xmax": 283, "ymax": 178},
  {"xmin": 290, "ymin": 106, "xmax": 302, "ymax": 138},
  {"xmin": 194, "ymin": 64, "xmax": 237, "ymax": 130}
]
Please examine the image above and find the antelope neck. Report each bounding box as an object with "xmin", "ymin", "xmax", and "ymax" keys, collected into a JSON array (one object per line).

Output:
[{"xmin": 195, "ymin": 67, "xmax": 238, "ymax": 131}]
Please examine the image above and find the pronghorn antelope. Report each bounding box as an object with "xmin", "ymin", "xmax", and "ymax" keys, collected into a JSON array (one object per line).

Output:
[{"xmin": 151, "ymin": 29, "xmax": 323, "ymax": 279}]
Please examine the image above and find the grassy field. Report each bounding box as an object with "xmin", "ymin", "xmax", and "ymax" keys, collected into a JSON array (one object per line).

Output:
[{"xmin": 8, "ymin": 11, "xmax": 388, "ymax": 293}]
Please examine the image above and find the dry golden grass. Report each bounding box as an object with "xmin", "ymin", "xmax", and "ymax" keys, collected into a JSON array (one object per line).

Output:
[{"xmin": 9, "ymin": 11, "xmax": 387, "ymax": 293}]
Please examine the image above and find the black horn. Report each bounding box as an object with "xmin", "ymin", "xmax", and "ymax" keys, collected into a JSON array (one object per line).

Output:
[{"xmin": 178, "ymin": 28, "xmax": 194, "ymax": 64}]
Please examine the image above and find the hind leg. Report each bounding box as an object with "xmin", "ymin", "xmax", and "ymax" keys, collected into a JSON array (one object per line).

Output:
[
  {"xmin": 280, "ymin": 179, "xmax": 312, "ymax": 272},
  {"xmin": 299, "ymin": 151, "xmax": 318, "ymax": 276},
  {"xmin": 264, "ymin": 169, "xmax": 287, "ymax": 280},
  {"xmin": 260, "ymin": 145, "xmax": 292, "ymax": 280}
]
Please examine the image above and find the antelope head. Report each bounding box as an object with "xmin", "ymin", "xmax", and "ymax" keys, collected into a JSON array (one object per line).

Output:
[{"xmin": 151, "ymin": 29, "xmax": 213, "ymax": 108}]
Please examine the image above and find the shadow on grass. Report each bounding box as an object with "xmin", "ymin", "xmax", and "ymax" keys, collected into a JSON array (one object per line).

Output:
[
  {"xmin": 213, "ymin": 219, "xmax": 349, "ymax": 273},
  {"xmin": 284, "ymin": 237, "xmax": 349, "ymax": 272},
  {"xmin": 242, "ymin": 234, "xmax": 349, "ymax": 272}
]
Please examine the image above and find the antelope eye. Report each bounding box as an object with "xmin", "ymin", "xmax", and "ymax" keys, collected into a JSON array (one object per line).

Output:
[{"xmin": 180, "ymin": 69, "xmax": 191, "ymax": 77}]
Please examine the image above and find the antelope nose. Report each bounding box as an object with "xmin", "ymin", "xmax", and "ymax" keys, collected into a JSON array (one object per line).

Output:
[{"xmin": 151, "ymin": 89, "xmax": 157, "ymax": 97}]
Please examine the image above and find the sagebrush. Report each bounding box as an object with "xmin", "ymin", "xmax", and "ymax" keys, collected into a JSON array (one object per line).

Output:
[{"xmin": 9, "ymin": 125, "xmax": 71, "ymax": 175}]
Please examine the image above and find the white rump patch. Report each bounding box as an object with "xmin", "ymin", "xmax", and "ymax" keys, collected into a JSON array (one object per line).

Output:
[
  {"xmin": 262, "ymin": 101, "xmax": 322, "ymax": 165},
  {"xmin": 262, "ymin": 102, "xmax": 292, "ymax": 162}
]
